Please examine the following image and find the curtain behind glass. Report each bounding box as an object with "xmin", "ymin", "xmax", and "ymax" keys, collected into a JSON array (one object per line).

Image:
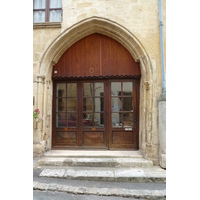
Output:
[
  {"xmin": 33, "ymin": 0, "xmax": 45, "ymax": 9},
  {"xmin": 33, "ymin": 11, "xmax": 45, "ymax": 22},
  {"xmin": 50, "ymin": 0, "xmax": 62, "ymax": 8},
  {"xmin": 49, "ymin": 10, "xmax": 62, "ymax": 22}
]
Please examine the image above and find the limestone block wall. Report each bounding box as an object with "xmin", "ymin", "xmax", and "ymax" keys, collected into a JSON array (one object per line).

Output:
[{"xmin": 33, "ymin": 0, "xmax": 166, "ymax": 164}]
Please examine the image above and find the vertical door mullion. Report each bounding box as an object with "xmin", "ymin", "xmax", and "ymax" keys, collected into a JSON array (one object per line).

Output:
[
  {"xmin": 92, "ymin": 83, "xmax": 94, "ymax": 128},
  {"xmin": 65, "ymin": 82, "xmax": 68, "ymax": 128},
  {"xmin": 52, "ymin": 82, "xmax": 56, "ymax": 147},
  {"xmin": 78, "ymin": 81, "xmax": 82, "ymax": 146},
  {"xmin": 132, "ymin": 80, "xmax": 137, "ymax": 145},
  {"xmin": 121, "ymin": 81, "xmax": 123, "ymax": 128},
  {"xmin": 108, "ymin": 80, "xmax": 112, "ymax": 149}
]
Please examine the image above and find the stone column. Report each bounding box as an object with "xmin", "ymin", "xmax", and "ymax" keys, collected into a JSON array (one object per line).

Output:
[
  {"xmin": 158, "ymin": 93, "xmax": 166, "ymax": 169},
  {"xmin": 33, "ymin": 76, "xmax": 46, "ymax": 158}
]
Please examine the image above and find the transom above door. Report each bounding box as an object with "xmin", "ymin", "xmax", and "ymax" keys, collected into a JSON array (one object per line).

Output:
[{"xmin": 52, "ymin": 79, "xmax": 139, "ymax": 150}]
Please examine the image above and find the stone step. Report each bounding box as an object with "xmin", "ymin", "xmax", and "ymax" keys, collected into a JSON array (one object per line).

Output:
[
  {"xmin": 33, "ymin": 181, "xmax": 166, "ymax": 199},
  {"xmin": 43, "ymin": 150, "xmax": 143, "ymax": 158},
  {"xmin": 39, "ymin": 166, "xmax": 166, "ymax": 183},
  {"xmin": 37, "ymin": 157, "xmax": 153, "ymax": 168}
]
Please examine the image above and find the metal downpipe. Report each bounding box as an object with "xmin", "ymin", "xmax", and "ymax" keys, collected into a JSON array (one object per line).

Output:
[{"xmin": 159, "ymin": 0, "xmax": 166, "ymax": 93}]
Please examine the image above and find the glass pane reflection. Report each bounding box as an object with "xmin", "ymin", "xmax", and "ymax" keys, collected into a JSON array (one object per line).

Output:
[
  {"xmin": 111, "ymin": 97, "xmax": 121, "ymax": 112},
  {"xmin": 94, "ymin": 83, "xmax": 104, "ymax": 96},
  {"xmin": 123, "ymin": 82, "xmax": 133, "ymax": 95},
  {"xmin": 94, "ymin": 113, "xmax": 104, "ymax": 127},
  {"xmin": 83, "ymin": 83, "xmax": 93, "ymax": 97},
  {"xmin": 123, "ymin": 113, "xmax": 133, "ymax": 127},
  {"xmin": 56, "ymin": 98, "xmax": 66, "ymax": 112},
  {"xmin": 111, "ymin": 82, "xmax": 121, "ymax": 96},
  {"xmin": 67, "ymin": 83, "xmax": 77, "ymax": 97},
  {"xmin": 56, "ymin": 113, "xmax": 66, "ymax": 127},
  {"xmin": 67, "ymin": 98, "xmax": 77, "ymax": 111},
  {"xmin": 94, "ymin": 98, "xmax": 104, "ymax": 112},
  {"xmin": 57, "ymin": 83, "xmax": 66, "ymax": 97},
  {"xmin": 112, "ymin": 113, "xmax": 122, "ymax": 127},
  {"xmin": 123, "ymin": 97, "xmax": 133, "ymax": 111},
  {"xmin": 67, "ymin": 113, "xmax": 76, "ymax": 127},
  {"xmin": 83, "ymin": 113, "xmax": 93, "ymax": 127},
  {"xmin": 83, "ymin": 98, "xmax": 93, "ymax": 112}
]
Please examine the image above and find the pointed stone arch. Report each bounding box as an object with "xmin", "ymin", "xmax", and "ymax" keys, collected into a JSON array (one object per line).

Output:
[{"xmin": 38, "ymin": 16, "xmax": 156, "ymax": 162}]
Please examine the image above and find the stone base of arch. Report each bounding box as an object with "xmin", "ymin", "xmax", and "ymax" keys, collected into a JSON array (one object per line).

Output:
[{"xmin": 33, "ymin": 17, "xmax": 159, "ymax": 165}]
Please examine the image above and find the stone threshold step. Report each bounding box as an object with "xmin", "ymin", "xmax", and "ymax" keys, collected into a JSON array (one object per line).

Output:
[
  {"xmin": 39, "ymin": 167, "xmax": 166, "ymax": 183},
  {"xmin": 33, "ymin": 181, "xmax": 166, "ymax": 199},
  {"xmin": 43, "ymin": 150, "xmax": 143, "ymax": 158},
  {"xmin": 38, "ymin": 157, "xmax": 153, "ymax": 168}
]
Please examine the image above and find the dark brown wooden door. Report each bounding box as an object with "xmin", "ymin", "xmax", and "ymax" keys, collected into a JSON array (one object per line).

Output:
[{"xmin": 52, "ymin": 79, "xmax": 139, "ymax": 149}]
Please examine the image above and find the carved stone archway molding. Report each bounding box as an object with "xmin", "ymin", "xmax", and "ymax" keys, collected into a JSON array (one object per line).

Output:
[{"xmin": 38, "ymin": 16, "xmax": 155, "ymax": 162}]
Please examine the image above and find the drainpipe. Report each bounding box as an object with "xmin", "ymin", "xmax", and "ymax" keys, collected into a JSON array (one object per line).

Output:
[
  {"xmin": 159, "ymin": 0, "xmax": 166, "ymax": 93},
  {"xmin": 158, "ymin": 0, "xmax": 166, "ymax": 169}
]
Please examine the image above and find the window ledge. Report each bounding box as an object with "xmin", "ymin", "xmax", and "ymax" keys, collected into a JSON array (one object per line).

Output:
[{"xmin": 33, "ymin": 22, "xmax": 61, "ymax": 29}]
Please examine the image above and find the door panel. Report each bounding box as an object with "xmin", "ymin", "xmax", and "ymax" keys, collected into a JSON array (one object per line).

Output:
[
  {"xmin": 56, "ymin": 131, "xmax": 77, "ymax": 144},
  {"xmin": 112, "ymin": 131, "xmax": 133, "ymax": 144},
  {"xmin": 83, "ymin": 132, "xmax": 104, "ymax": 144}
]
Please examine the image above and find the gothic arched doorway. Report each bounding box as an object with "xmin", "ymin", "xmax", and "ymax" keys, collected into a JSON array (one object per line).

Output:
[{"xmin": 52, "ymin": 33, "xmax": 141, "ymax": 150}]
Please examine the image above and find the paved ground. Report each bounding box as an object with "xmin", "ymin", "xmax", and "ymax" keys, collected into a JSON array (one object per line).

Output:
[{"xmin": 33, "ymin": 190, "xmax": 148, "ymax": 200}]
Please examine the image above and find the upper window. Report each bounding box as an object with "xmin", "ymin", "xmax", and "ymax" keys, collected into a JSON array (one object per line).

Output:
[{"xmin": 33, "ymin": 0, "xmax": 62, "ymax": 23}]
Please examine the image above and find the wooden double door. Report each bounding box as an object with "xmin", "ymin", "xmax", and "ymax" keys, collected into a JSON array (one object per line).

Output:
[{"xmin": 52, "ymin": 79, "xmax": 139, "ymax": 150}]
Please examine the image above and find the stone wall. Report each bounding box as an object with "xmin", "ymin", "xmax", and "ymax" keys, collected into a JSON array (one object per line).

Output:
[{"xmin": 33, "ymin": 0, "xmax": 166, "ymax": 164}]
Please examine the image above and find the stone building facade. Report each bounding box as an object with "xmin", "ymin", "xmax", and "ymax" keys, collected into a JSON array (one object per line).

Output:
[{"xmin": 33, "ymin": 0, "xmax": 166, "ymax": 166}]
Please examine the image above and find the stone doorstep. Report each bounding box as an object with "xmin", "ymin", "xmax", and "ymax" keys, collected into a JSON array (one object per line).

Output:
[
  {"xmin": 43, "ymin": 150, "xmax": 143, "ymax": 158},
  {"xmin": 39, "ymin": 167, "xmax": 166, "ymax": 183},
  {"xmin": 33, "ymin": 181, "xmax": 166, "ymax": 199},
  {"xmin": 37, "ymin": 157, "xmax": 153, "ymax": 168}
]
